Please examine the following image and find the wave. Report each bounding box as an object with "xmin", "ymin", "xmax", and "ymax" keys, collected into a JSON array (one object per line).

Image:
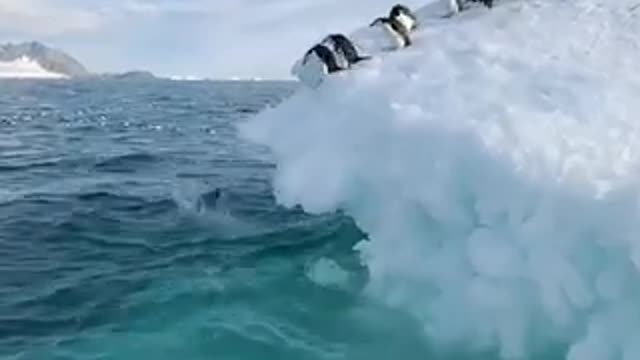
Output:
[{"xmin": 93, "ymin": 152, "xmax": 161, "ymax": 173}]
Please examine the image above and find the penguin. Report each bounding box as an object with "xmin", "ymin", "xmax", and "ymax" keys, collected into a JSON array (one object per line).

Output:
[
  {"xmin": 449, "ymin": 0, "xmax": 493, "ymax": 15},
  {"xmin": 302, "ymin": 43, "xmax": 342, "ymax": 74},
  {"xmin": 293, "ymin": 33, "xmax": 370, "ymax": 88},
  {"xmin": 321, "ymin": 33, "xmax": 371, "ymax": 69},
  {"xmin": 370, "ymin": 16, "xmax": 412, "ymax": 49},
  {"xmin": 389, "ymin": 4, "xmax": 418, "ymax": 31},
  {"xmin": 291, "ymin": 43, "xmax": 343, "ymax": 88},
  {"xmin": 212, "ymin": 188, "xmax": 222, "ymax": 203}
]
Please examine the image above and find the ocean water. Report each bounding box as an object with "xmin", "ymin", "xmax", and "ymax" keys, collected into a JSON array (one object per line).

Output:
[{"xmin": 0, "ymin": 79, "xmax": 438, "ymax": 360}]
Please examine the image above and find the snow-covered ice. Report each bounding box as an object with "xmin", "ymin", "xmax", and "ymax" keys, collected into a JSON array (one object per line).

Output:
[{"xmin": 240, "ymin": 0, "xmax": 640, "ymax": 358}]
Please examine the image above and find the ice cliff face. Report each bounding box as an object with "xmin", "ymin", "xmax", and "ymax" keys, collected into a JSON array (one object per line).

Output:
[{"xmin": 241, "ymin": 0, "xmax": 640, "ymax": 358}]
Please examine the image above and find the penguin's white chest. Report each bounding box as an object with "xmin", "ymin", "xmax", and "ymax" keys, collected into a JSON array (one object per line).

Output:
[
  {"xmin": 395, "ymin": 13, "xmax": 416, "ymax": 31},
  {"xmin": 445, "ymin": 0, "xmax": 460, "ymax": 14},
  {"xmin": 320, "ymin": 39, "xmax": 350, "ymax": 69},
  {"xmin": 292, "ymin": 53, "xmax": 328, "ymax": 89},
  {"xmin": 370, "ymin": 22, "xmax": 405, "ymax": 50}
]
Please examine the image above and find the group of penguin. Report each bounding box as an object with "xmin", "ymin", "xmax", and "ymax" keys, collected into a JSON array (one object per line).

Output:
[
  {"xmin": 293, "ymin": 4, "xmax": 417, "ymax": 88},
  {"xmin": 292, "ymin": 0, "xmax": 495, "ymax": 88}
]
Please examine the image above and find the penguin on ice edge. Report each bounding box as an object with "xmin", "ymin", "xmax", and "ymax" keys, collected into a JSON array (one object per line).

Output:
[
  {"xmin": 292, "ymin": 34, "xmax": 370, "ymax": 88},
  {"xmin": 446, "ymin": 0, "xmax": 494, "ymax": 16},
  {"xmin": 321, "ymin": 34, "xmax": 371, "ymax": 70},
  {"xmin": 389, "ymin": 4, "xmax": 418, "ymax": 31},
  {"xmin": 370, "ymin": 16, "xmax": 412, "ymax": 49},
  {"xmin": 369, "ymin": 3, "xmax": 418, "ymax": 50},
  {"xmin": 299, "ymin": 33, "xmax": 370, "ymax": 76},
  {"xmin": 302, "ymin": 44, "xmax": 342, "ymax": 73},
  {"xmin": 292, "ymin": 4, "xmax": 418, "ymax": 88}
]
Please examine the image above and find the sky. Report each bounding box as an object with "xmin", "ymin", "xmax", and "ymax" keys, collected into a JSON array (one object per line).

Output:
[{"xmin": 0, "ymin": 0, "xmax": 425, "ymax": 79}]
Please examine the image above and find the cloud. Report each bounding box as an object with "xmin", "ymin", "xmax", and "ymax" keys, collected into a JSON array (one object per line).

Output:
[
  {"xmin": 0, "ymin": 0, "xmax": 103, "ymax": 36},
  {"xmin": 0, "ymin": 0, "xmax": 427, "ymax": 78},
  {"xmin": 190, "ymin": 0, "xmax": 427, "ymax": 78}
]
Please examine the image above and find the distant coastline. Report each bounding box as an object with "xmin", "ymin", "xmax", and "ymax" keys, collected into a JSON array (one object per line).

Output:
[{"xmin": 0, "ymin": 42, "xmax": 298, "ymax": 82}]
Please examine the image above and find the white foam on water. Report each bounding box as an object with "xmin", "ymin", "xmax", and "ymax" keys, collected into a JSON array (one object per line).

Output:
[{"xmin": 306, "ymin": 257, "xmax": 351, "ymax": 288}]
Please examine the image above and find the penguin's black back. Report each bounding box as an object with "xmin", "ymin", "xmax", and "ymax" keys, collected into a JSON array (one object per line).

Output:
[
  {"xmin": 325, "ymin": 34, "xmax": 370, "ymax": 64},
  {"xmin": 304, "ymin": 44, "xmax": 341, "ymax": 73}
]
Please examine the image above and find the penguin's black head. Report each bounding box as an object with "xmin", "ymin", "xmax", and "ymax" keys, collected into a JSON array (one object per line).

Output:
[
  {"xmin": 390, "ymin": 4, "xmax": 415, "ymax": 19},
  {"xmin": 389, "ymin": 4, "xmax": 417, "ymax": 31},
  {"xmin": 213, "ymin": 188, "xmax": 222, "ymax": 200}
]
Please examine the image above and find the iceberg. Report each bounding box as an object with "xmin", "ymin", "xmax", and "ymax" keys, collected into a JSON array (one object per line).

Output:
[{"xmin": 240, "ymin": 0, "xmax": 640, "ymax": 358}]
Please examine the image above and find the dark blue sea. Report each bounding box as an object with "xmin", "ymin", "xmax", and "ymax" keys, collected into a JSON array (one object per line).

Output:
[{"xmin": 0, "ymin": 79, "xmax": 432, "ymax": 360}]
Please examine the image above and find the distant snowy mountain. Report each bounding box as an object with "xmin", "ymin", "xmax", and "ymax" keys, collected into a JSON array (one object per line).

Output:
[
  {"xmin": 0, "ymin": 42, "xmax": 88, "ymax": 78},
  {"xmin": 0, "ymin": 41, "xmax": 159, "ymax": 80},
  {"xmin": 0, "ymin": 56, "xmax": 67, "ymax": 79}
]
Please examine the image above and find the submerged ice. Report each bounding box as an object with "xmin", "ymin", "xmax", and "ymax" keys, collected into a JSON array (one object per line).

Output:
[{"xmin": 240, "ymin": 0, "xmax": 640, "ymax": 358}]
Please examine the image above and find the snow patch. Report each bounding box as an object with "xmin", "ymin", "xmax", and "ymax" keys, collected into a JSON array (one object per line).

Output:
[
  {"xmin": 0, "ymin": 56, "xmax": 67, "ymax": 79},
  {"xmin": 168, "ymin": 75, "xmax": 204, "ymax": 81}
]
